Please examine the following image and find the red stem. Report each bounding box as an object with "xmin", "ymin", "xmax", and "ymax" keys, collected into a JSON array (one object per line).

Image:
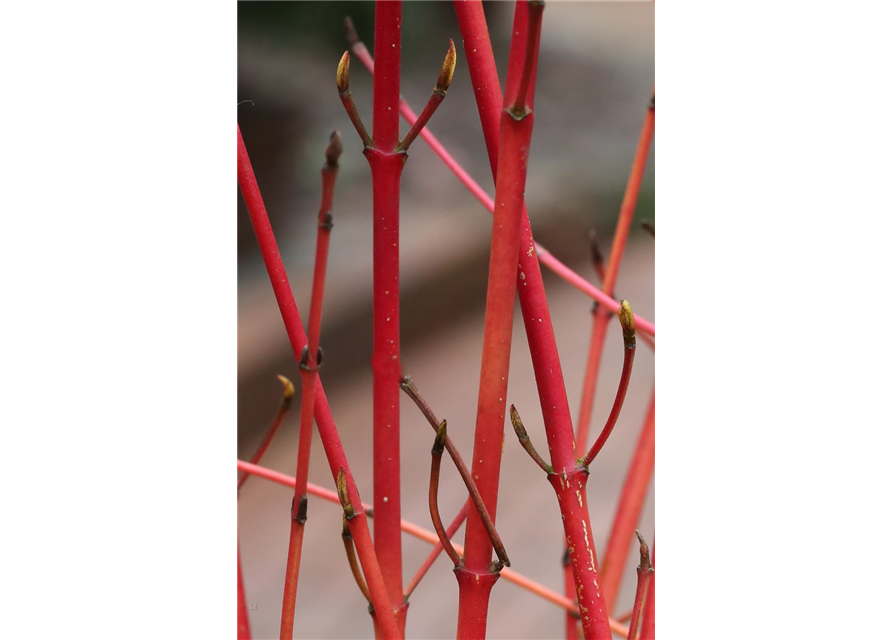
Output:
[
  {"xmin": 237, "ymin": 128, "xmax": 400, "ymax": 640},
  {"xmin": 456, "ymin": 4, "xmax": 542, "ymax": 638},
  {"xmin": 452, "ymin": 2, "xmax": 613, "ymax": 638},
  {"xmin": 279, "ymin": 138, "xmax": 340, "ymax": 640},
  {"xmin": 238, "ymin": 548, "xmax": 251, "ymax": 640},
  {"xmin": 600, "ymin": 391, "xmax": 655, "ymax": 613},
  {"xmin": 368, "ymin": 1, "xmax": 405, "ymax": 618}
]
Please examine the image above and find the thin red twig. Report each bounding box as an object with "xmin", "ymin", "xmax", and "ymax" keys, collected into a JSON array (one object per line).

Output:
[
  {"xmin": 279, "ymin": 132, "xmax": 341, "ymax": 640},
  {"xmin": 582, "ymin": 302, "xmax": 637, "ymax": 467},
  {"xmin": 640, "ymin": 542, "xmax": 655, "ymax": 639}
]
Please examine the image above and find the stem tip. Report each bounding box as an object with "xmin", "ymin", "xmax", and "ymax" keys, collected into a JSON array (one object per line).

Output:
[
  {"xmin": 636, "ymin": 530, "xmax": 653, "ymax": 573},
  {"xmin": 436, "ymin": 39, "xmax": 457, "ymax": 95},
  {"xmin": 276, "ymin": 374, "xmax": 295, "ymax": 407},
  {"xmin": 336, "ymin": 51, "xmax": 350, "ymax": 94},
  {"xmin": 509, "ymin": 404, "xmax": 528, "ymax": 441},
  {"xmin": 619, "ymin": 300, "xmax": 636, "ymax": 347},
  {"xmin": 325, "ymin": 130, "xmax": 343, "ymax": 167}
]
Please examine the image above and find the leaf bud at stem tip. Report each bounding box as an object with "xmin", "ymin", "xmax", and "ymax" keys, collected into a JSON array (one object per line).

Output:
[
  {"xmin": 435, "ymin": 39, "xmax": 457, "ymax": 95},
  {"xmin": 636, "ymin": 530, "xmax": 653, "ymax": 572},
  {"xmin": 510, "ymin": 404, "xmax": 528, "ymax": 441},
  {"xmin": 619, "ymin": 300, "xmax": 636, "ymax": 347},
  {"xmin": 276, "ymin": 374, "xmax": 295, "ymax": 407},
  {"xmin": 336, "ymin": 51, "xmax": 350, "ymax": 95},
  {"xmin": 325, "ymin": 130, "xmax": 342, "ymax": 167}
]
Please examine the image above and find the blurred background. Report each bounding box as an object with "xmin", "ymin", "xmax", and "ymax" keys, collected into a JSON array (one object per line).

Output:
[{"xmin": 238, "ymin": 2, "xmax": 653, "ymax": 638}]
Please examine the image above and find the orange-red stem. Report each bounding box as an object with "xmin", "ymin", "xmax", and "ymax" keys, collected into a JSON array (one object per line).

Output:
[
  {"xmin": 640, "ymin": 543, "xmax": 655, "ymax": 639},
  {"xmin": 600, "ymin": 391, "xmax": 655, "ymax": 613}
]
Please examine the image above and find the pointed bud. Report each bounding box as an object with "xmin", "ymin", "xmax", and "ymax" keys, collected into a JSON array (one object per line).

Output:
[
  {"xmin": 325, "ymin": 130, "xmax": 342, "ymax": 167},
  {"xmin": 337, "ymin": 51, "xmax": 350, "ymax": 95},
  {"xmin": 336, "ymin": 467, "xmax": 355, "ymax": 518},
  {"xmin": 636, "ymin": 530, "xmax": 653, "ymax": 573},
  {"xmin": 435, "ymin": 39, "xmax": 457, "ymax": 95},
  {"xmin": 276, "ymin": 374, "xmax": 295, "ymax": 408},
  {"xmin": 510, "ymin": 405, "xmax": 528, "ymax": 442},
  {"xmin": 433, "ymin": 420, "xmax": 447, "ymax": 455},
  {"xmin": 619, "ymin": 300, "xmax": 636, "ymax": 348}
]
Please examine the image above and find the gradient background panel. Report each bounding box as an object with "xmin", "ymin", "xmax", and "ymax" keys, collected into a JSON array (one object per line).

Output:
[{"xmin": 654, "ymin": 2, "xmax": 893, "ymax": 640}]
